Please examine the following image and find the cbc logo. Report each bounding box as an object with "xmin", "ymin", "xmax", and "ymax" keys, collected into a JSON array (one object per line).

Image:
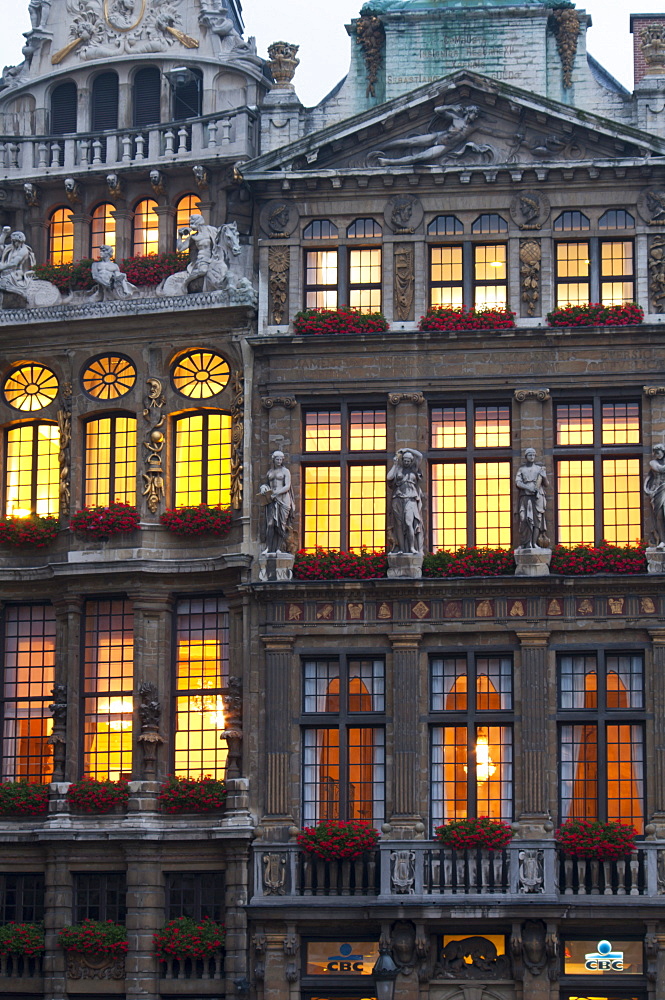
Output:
[
  {"xmin": 325, "ymin": 943, "xmax": 365, "ymax": 973},
  {"xmin": 584, "ymin": 940, "xmax": 624, "ymax": 972}
]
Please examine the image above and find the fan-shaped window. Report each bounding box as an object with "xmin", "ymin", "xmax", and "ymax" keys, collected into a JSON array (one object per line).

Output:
[
  {"xmin": 347, "ymin": 218, "xmax": 382, "ymax": 239},
  {"xmin": 4, "ymin": 364, "xmax": 58, "ymax": 412},
  {"xmin": 172, "ymin": 351, "xmax": 230, "ymax": 400},
  {"xmin": 4, "ymin": 421, "xmax": 60, "ymax": 517},
  {"xmin": 133, "ymin": 66, "xmax": 161, "ymax": 128},
  {"xmin": 81, "ymin": 355, "xmax": 136, "ymax": 401},
  {"xmin": 471, "ymin": 214, "xmax": 508, "ymax": 235},
  {"xmin": 599, "ymin": 209, "xmax": 635, "ymax": 230},
  {"xmin": 174, "ymin": 411, "xmax": 232, "ymax": 506},
  {"xmin": 176, "ymin": 194, "xmax": 202, "ymax": 233},
  {"xmin": 132, "ymin": 199, "xmax": 159, "ymax": 256},
  {"xmin": 84, "ymin": 415, "xmax": 137, "ymax": 507},
  {"xmin": 427, "ymin": 215, "xmax": 464, "ymax": 236},
  {"xmin": 50, "ymin": 81, "xmax": 77, "ymax": 135},
  {"xmin": 91, "ymin": 72, "xmax": 119, "ymax": 132},
  {"xmin": 553, "ymin": 211, "xmax": 590, "ymax": 232},
  {"xmin": 172, "ymin": 67, "xmax": 202, "ymax": 120},
  {"xmin": 303, "ymin": 220, "xmax": 338, "ymax": 240},
  {"xmin": 48, "ymin": 207, "xmax": 73, "ymax": 264},
  {"xmin": 90, "ymin": 203, "xmax": 116, "ymax": 257}
]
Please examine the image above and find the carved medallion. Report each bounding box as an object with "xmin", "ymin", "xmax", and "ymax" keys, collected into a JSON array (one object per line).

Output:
[
  {"xmin": 104, "ymin": 0, "xmax": 146, "ymax": 32},
  {"xmin": 510, "ymin": 191, "xmax": 550, "ymax": 230},
  {"xmin": 384, "ymin": 195, "xmax": 423, "ymax": 234},
  {"xmin": 638, "ymin": 188, "xmax": 665, "ymax": 226},
  {"xmin": 259, "ymin": 200, "xmax": 299, "ymax": 238}
]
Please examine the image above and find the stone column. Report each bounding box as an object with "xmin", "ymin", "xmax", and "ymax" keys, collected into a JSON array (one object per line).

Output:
[
  {"xmin": 224, "ymin": 842, "xmax": 251, "ymax": 998},
  {"xmin": 516, "ymin": 632, "xmax": 552, "ymax": 837},
  {"xmin": 130, "ymin": 595, "xmax": 172, "ymax": 784},
  {"xmin": 261, "ymin": 928, "xmax": 289, "ymax": 1000},
  {"xmin": 261, "ymin": 636, "xmax": 294, "ymax": 831},
  {"xmin": 124, "ymin": 845, "xmax": 163, "ymax": 1000},
  {"xmin": 43, "ymin": 846, "xmax": 73, "ymax": 1000},
  {"xmin": 389, "ymin": 634, "xmax": 424, "ymax": 835},
  {"xmin": 110, "ymin": 207, "xmax": 133, "ymax": 261},
  {"xmin": 53, "ymin": 597, "xmax": 82, "ymax": 782},
  {"xmin": 154, "ymin": 205, "xmax": 176, "ymax": 254},
  {"xmin": 68, "ymin": 210, "xmax": 90, "ymax": 262},
  {"xmin": 649, "ymin": 630, "xmax": 665, "ymax": 834}
]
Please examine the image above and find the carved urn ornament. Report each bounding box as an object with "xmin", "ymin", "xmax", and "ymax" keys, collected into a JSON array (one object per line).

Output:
[
  {"xmin": 267, "ymin": 41, "xmax": 299, "ymax": 87},
  {"xmin": 642, "ymin": 23, "xmax": 665, "ymax": 75}
]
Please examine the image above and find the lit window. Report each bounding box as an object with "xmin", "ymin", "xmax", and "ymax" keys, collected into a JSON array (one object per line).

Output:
[
  {"xmin": 132, "ymin": 198, "xmax": 159, "ymax": 256},
  {"xmin": 349, "ymin": 248, "xmax": 381, "ymax": 313},
  {"xmin": 4, "ymin": 364, "xmax": 58, "ymax": 412},
  {"xmin": 474, "ymin": 244, "xmax": 507, "ymax": 308},
  {"xmin": 174, "ymin": 411, "xmax": 232, "ymax": 506},
  {"xmin": 90, "ymin": 203, "xmax": 116, "ymax": 257},
  {"xmin": 176, "ymin": 193, "xmax": 202, "ymax": 234},
  {"xmin": 347, "ymin": 218, "xmax": 382, "ymax": 238},
  {"xmin": 5, "ymin": 422, "xmax": 60, "ymax": 518},
  {"xmin": 430, "ymin": 402, "xmax": 512, "ymax": 550},
  {"xmin": 302, "ymin": 407, "xmax": 386, "ymax": 552},
  {"xmin": 84, "ymin": 415, "xmax": 137, "ymax": 506},
  {"xmin": 48, "ymin": 207, "xmax": 73, "ymax": 264},
  {"xmin": 81, "ymin": 354, "xmax": 136, "ymax": 401},
  {"xmin": 304, "ymin": 249, "xmax": 338, "ymax": 309},
  {"xmin": 174, "ymin": 597, "xmax": 229, "ymax": 779},
  {"xmin": 558, "ymin": 652, "xmax": 644, "ymax": 832},
  {"xmin": 556, "ymin": 242, "xmax": 589, "ymax": 307},
  {"xmin": 303, "ymin": 220, "xmax": 338, "ymax": 240},
  {"xmin": 172, "ymin": 351, "xmax": 230, "ymax": 399},
  {"xmin": 430, "ymin": 654, "xmax": 513, "ymax": 829},
  {"xmin": 553, "ymin": 211, "xmax": 590, "ymax": 232},
  {"xmin": 430, "ymin": 245, "xmax": 463, "ymax": 308},
  {"xmin": 0, "ymin": 605, "xmax": 55, "ymax": 783},
  {"xmin": 427, "ymin": 215, "xmax": 463, "ymax": 236},
  {"xmin": 302, "ymin": 657, "xmax": 385, "ymax": 827},
  {"xmin": 555, "ymin": 399, "xmax": 642, "ymax": 546},
  {"xmin": 600, "ymin": 240, "xmax": 634, "ymax": 305},
  {"xmin": 82, "ymin": 599, "xmax": 134, "ymax": 781}
]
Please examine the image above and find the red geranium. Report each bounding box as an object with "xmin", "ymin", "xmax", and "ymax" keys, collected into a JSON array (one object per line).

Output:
[
  {"xmin": 555, "ymin": 819, "xmax": 637, "ymax": 860},
  {"xmin": 59, "ymin": 920, "xmax": 127, "ymax": 956},
  {"xmin": 157, "ymin": 775, "xmax": 226, "ymax": 813},
  {"xmin": 154, "ymin": 917, "xmax": 225, "ymax": 960},
  {"xmin": 66, "ymin": 778, "xmax": 129, "ymax": 813},
  {"xmin": 434, "ymin": 816, "xmax": 513, "ymax": 850},
  {"xmin": 418, "ymin": 306, "xmax": 515, "ymax": 332},
  {"xmin": 160, "ymin": 505, "xmax": 232, "ymax": 538},
  {"xmin": 70, "ymin": 502, "xmax": 140, "ymax": 540},
  {"xmin": 293, "ymin": 548, "xmax": 388, "ymax": 579},
  {"xmin": 293, "ymin": 307, "xmax": 388, "ymax": 335},
  {"xmin": 547, "ymin": 302, "xmax": 644, "ymax": 327},
  {"xmin": 297, "ymin": 819, "xmax": 379, "ymax": 860}
]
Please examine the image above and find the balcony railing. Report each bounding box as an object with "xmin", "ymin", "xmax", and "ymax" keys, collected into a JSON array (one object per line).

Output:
[
  {"xmin": 160, "ymin": 953, "xmax": 224, "ymax": 980},
  {"xmin": 252, "ymin": 841, "xmax": 665, "ymax": 903},
  {"xmin": 0, "ymin": 109, "xmax": 258, "ymax": 179}
]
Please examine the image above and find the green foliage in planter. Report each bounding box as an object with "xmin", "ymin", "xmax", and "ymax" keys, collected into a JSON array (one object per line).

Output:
[
  {"xmin": 58, "ymin": 920, "xmax": 127, "ymax": 956},
  {"xmin": 33, "ymin": 258, "xmax": 95, "ymax": 291},
  {"xmin": 555, "ymin": 818, "xmax": 637, "ymax": 860},
  {"xmin": 160, "ymin": 504, "xmax": 232, "ymax": 537},
  {"xmin": 434, "ymin": 816, "xmax": 513, "ymax": 850},
  {"xmin": 0, "ymin": 782, "xmax": 49, "ymax": 816},
  {"xmin": 293, "ymin": 307, "xmax": 388, "ymax": 335},
  {"xmin": 66, "ymin": 778, "xmax": 129, "ymax": 813},
  {"xmin": 0, "ymin": 922, "xmax": 45, "ymax": 955},
  {"xmin": 297, "ymin": 819, "xmax": 380, "ymax": 860},
  {"xmin": 423, "ymin": 547, "xmax": 515, "ymax": 577},
  {"xmin": 154, "ymin": 916, "xmax": 225, "ymax": 959},
  {"xmin": 0, "ymin": 516, "xmax": 59, "ymax": 548},
  {"xmin": 157, "ymin": 775, "xmax": 227, "ymax": 813},
  {"xmin": 32, "ymin": 252, "xmax": 188, "ymax": 292}
]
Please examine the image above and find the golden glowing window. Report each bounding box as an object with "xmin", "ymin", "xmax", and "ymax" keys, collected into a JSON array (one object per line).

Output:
[
  {"xmin": 427, "ymin": 215, "xmax": 463, "ymax": 236},
  {"xmin": 172, "ymin": 351, "xmax": 230, "ymax": 400},
  {"xmin": 303, "ymin": 466, "xmax": 341, "ymax": 550},
  {"xmin": 132, "ymin": 198, "xmax": 159, "ymax": 256},
  {"xmin": 84, "ymin": 415, "xmax": 137, "ymax": 506},
  {"xmin": 430, "ymin": 245, "xmax": 464, "ymax": 309},
  {"xmin": 82, "ymin": 355, "xmax": 136, "ymax": 400},
  {"xmin": 4, "ymin": 364, "xmax": 58, "ymax": 412},
  {"xmin": 473, "ymin": 244, "xmax": 507, "ymax": 309},
  {"xmin": 174, "ymin": 597, "xmax": 229, "ymax": 779},
  {"xmin": 305, "ymin": 249, "xmax": 338, "ymax": 309},
  {"xmin": 5, "ymin": 422, "xmax": 60, "ymax": 518},
  {"xmin": 176, "ymin": 193, "xmax": 202, "ymax": 233},
  {"xmin": 305, "ymin": 411, "xmax": 342, "ymax": 452},
  {"xmin": 90, "ymin": 203, "xmax": 116, "ymax": 257},
  {"xmin": 349, "ymin": 248, "xmax": 381, "ymax": 314},
  {"xmin": 348, "ymin": 465, "xmax": 386, "ymax": 551},
  {"xmin": 555, "ymin": 399, "xmax": 642, "ymax": 546},
  {"xmin": 1, "ymin": 605, "xmax": 55, "ymax": 783},
  {"xmin": 174, "ymin": 411, "xmax": 232, "ymax": 507},
  {"xmin": 82, "ymin": 599, "xmax": 134, "ymax": 781},
  {"xmin": 48, "ymin": 207, "xmax": 74, "ymax": 264},
  {"xmin": 556, "ymin": 242, "xmax": 590, "ymax": 307},
  {"xmin": 303, "ymin": 220, "xmax": 338, "ymax": 240},
  {"xmin": 430, "ymin": 402, "xmax": 512, "ymax": 551},
  {"xmin": 349, "ymin": 410, "xmax": 386, "ymax": 451},
  {"xmin": 600, "ymin": 240, "xmax": 634, "ymax": 306}
]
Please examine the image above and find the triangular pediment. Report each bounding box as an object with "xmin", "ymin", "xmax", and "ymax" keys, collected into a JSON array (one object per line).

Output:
[{"xmin": 245, "ymin": 70, "xmax": 665, "ymax": 177}]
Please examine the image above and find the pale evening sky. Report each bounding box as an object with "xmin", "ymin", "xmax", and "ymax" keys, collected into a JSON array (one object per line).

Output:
[{"xmin": 0, "ymin": 0, "xmax": 660, "ymax": 109}]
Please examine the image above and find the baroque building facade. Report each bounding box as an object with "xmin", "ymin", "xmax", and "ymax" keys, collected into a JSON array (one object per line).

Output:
[{"xmin": 0, "ymin": 1, "xmax": 664, "ymax": 1000}]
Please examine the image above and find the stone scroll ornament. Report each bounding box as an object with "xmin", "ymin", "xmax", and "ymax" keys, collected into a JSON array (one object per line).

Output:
[
  {"xmin": 142, "ymin": 378, "xmax": 166, "ymax": 514},
  {"xmin": 515, "ymin": 449, "xmax": 549, "ymax": 550}
]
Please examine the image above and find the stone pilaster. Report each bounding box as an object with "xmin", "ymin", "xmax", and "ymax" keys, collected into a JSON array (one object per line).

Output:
[
  {"xmin": 43, "ymin": 846, "xmax": 72, "ymax": 1000},
  {"xmin": 53, "ymin": 597, "xmax": 82, "ymax": 782},
  {"xmin": 516, "ymin": 632, "xmax": 552, "ymax": 836},
  {"xmin": 224, "ymin": 844, "xmax": 251, "ymax": 999},
  {"xmin": 649, "ymin": 630, "xmax": 665, "ymax": 833},
  {"xmin": 154, "ymin": 205, "xmax": 177, "ymax": 253},
  {"xmin": 389, "ymin": 634, "xmax": 423, "ymax": 834},
  {"xmin": 110, "ymin": 207, "xmax": 133, "ymax": 261},
  {"xmin": 69, "ymin": 210, "xmax": 91, "ymax": 262},
  {"xmin": 124, "ymin": 845, "xmax": 163, "ymax": 1000},
  {"xmin": 261, "ymin": 636, "xmax": 294, "ymax": 827},
  {"xmin": 129, "ymin": 595, "xmax": 173, "ymax": 781}
]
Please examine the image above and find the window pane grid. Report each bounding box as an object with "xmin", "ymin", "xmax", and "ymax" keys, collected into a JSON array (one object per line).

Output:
[
  {"xmin": 474, "ymin": 461, "xmax": 512, "ymax": 548},
  {"xmin": 474, "ymin": 406, "xmax": 510, "ymax": 448},
  {"xmin": 556, "ymin": 242, "xmax": 590, "ymax": 306},
  {"xmin": 304, "ymin": 660, "xmax": 341, "ymax": 714},
  {"xmin": 560, "ymin": 723, "xmax": 598, "ymax": 821},
  {"xmin": 303, "ymin": 466, "xmax": 341, "ymax": 551},
  {"xmin": 556, "ymin": 458, "xmax": 595, "ymax": 546},
  {"xmin": 5, "ymin": 423, "xmax": 59, "ymax": 518},
  {"xmin": 602, "ymin": 457, "xmax": 641, "ymax": 544},
  {"xmin": 602, "ymin": 402, "xmax": 640, "ymax": 445},
  {"xmin": 0, "ymin": 874, "xmax": 45, "ymax": 923},
  {"xmin": 607, "ymin": 724, "xmax": 644, "ymax": 830},
  {"xmin": 431, "ymin": 462, "xmax": 467, "ymax": 550},
  {"xmin": 600, "ymin": 238, "xmax": 634, "ymax": 305},
  {"xmin": 83, "ymin": 600, "xmax": 133, "ymax": 781},
  {"xmin": 430, "ymin": 245, "xmax": 463, "ymax": 308},
  {"xmin": 174, "ymin": 597, "xmax": 229, "ymax": 779},
  {"xmin": 91, "ymin": 203, "xmax": 116, "ymax": 257},
  {"xmin": 176, "ymin": 194, "xmax": 202, "ymax": 233},
  {"xmin": 304, "ymin": 411, "xmax": 342, "ymax": 453},
  {"xmin": 174, "ymin": 412, "xmax": 232, "ymax": 506},
  {"xmin": 166, "ymin": 872, "xmax": 225, "ymax": 921},
  {"xmin": 49, "ymin": 208, "xmax": 74, "ymax": 264},
  {"xmin": 348, "ymin": 658, "xmax": 385, "ymax": 712},
  {"xmin": 349, "ymin": 410, "xmax": 386, "ymax": 451},
  {"xmin": 74, "ymin": 873, "xmax": 126, "ymax": 923},
  {"xmin": 431, "ymin": 725, "xmax": 512, "ymax": 826},
  {"xmin": 84, "ymin": 416, "xmax": 137, "ymax": 507},
  {"xmin": 431, "ymin": 407, "xmax": 466, "ymax": 449},
  {"xmin": 557, "ymin": 403, "xmax": 594, "ymax": 446},
  {"xmin": 133, "ymin": 199, "xmax": 159, "ymax": 256},
  {"xmin": 349, "ymin": 248, "xmax": 381, "ymax": 314},
  {"xmin": 305, "ymin": 250, "xmax": 338, "ymax": 309},
  {"xmin": 606, "ymin": 653, "xmax": 643, "ymax": 710},
  {"xmin": 348, "ymin": 465, "xmax": 385, "ymax": 552},
  {"xmin": 473, "ymin": 244, "xmax": 507, "ymax": 308}
]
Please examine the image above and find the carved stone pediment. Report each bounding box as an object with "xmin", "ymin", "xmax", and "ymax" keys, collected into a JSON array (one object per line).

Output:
[{"xmin": 244, "ymin": 70, "xmax": 665, "ymax": 177}]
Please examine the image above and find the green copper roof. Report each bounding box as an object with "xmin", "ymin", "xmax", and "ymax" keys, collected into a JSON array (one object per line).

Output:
[{"xmin": 361, "ymin": 0, "xmax": 546, "ymax": 11}]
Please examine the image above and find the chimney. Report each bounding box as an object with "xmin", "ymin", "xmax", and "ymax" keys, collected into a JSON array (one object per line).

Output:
[{"xmin": 631, "ymin": 13, "xmax": 665, "ymax": 84}]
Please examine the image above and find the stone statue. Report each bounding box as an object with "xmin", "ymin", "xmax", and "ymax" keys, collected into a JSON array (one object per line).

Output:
[
  {"xmin": 516, "ymin": 448, "xmax": 549, "ymax": 549},
  {"xmin": 0, "ymin": 228, "xmax": 60, "ymax": 308},
  {"xmin": 259, "ymin": 450, "xmax": 295, "ymax": 553},
  {"xmin": 370, "ymin": 104, "xmax": 483, "ymax": 166},
  {"xmin": 160, "ymin": 213, "xmax": 257, "ymax": 305},
  {"xmin": 192, "ymin": 165, "xmax": 209, "ymax": 190},
  {"xmin": 388, "ymin": 448, "xmax": 424, "ymax": 555},
  {"xmin": 645, "ymin": 443, "xmax": 665, "ymax": 547},
  {"xmin": 91, "ymin": 245, "xmax": 137, "ymax": 300}
]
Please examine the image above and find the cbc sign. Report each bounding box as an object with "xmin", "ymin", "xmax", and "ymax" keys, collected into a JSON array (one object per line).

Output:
[
  {"xmin": 325, "ymin": 944, "xmax": 365, "ymax": 973},
  {"xmin": 584, "ymin": 940, "xmax": 624, "ymax": 972}
]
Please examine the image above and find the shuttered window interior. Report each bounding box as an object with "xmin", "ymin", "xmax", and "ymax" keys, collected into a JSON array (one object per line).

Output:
[
  {"xmin": 91, "ymin": 72, "xmax": 119, "ymax": 132},
  {"xmin": 50, "ymin": 81, "xmax": 77, "ymax": 135},
  {"xmin": 133, "ymin": 67, "xmax": 161, "ymax": 128}
]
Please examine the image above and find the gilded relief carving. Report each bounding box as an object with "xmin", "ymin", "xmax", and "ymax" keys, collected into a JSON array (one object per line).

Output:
[
  {"xmin": 269, "ymin": 246, "xmax": 289, "ymax": 324},
  {"xmin": 142, "ymin": 378, "xmax": 165, "ymax": 514},
  {"xmin": 231, "ymin": 371, "xmax": 244, "ymax": 509},
  {"xmin": 394, "ymin": 244, "xmax": 415, "ymax": 320},
  {"xmin": 519, "ymin": 239, "xmax": 541, "ymax": 317}
]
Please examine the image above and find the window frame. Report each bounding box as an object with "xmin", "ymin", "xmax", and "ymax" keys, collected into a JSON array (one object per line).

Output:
[
  {"xmin": 82, "ymin": 410, "xmax": 138, "ymax": 507},
  {"xmin": 3, "ymin": 419, "xmax": 60, "ymax": 518},
  {"xmin": 165, "ymin": 871, "xmax": 225, "ymax": 921},
  {"xmin": 90, "ymin": 202, "xmax": 117, "ymax": 258},
  {"xmin": 73, "ymin": 871, "xmax": 127, "ymax": 924},
  {"xmin": 172, "ymin": 408, "xmax": 232, "ymax": 508},
  {"xmin": 0, "ymin": 872, "xmax": 45, "ymax": 924},
  {"xmin": 48, "ymin": 206, "xmax": 74, "ymax": 265},
  {"xmin": 132, "ymin": 198, "xmax": 159, "ymax": 257}
]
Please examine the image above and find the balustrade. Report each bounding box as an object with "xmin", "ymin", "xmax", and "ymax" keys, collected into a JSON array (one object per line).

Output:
[
  {"xmin": 0, "ymin": 953, "xmax": 42, "ymax": 977},
  {"xmin": 159, "ymin": 953, "xmax": 223, "ymax": 980}
]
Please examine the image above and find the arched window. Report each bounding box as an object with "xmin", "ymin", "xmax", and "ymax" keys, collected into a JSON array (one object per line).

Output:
[
  {"xmin": 91, "ymin": 71, "xmax": 119, "ymax": 132},
  {"xmin": 172, "ymin": 67, "xmax": 202, "ymax": 120},
  {"xmin": 347, "ymin": 218, "xmax": 382, "ymax": 239},
  {"xmin": 4, "ymin": 421, "xmax": 60, "ymax": 518},
  {"xmin": 132, "ymin": 199, "xmax": 159, "ymax": 256},
  {"xmin": 133, "ymin": 66, "xmax": 161, "ymax": 128},
  {"xmin": 175, "ymin": 193, "xmax": 202, "ymax": 234},
  {"xmin": 471, "ymin": 214, "xmax": 508, "ymax": 235},
  {"xmin": 303, "ymin": 220, "xmax": 338, "ymax": 240},
  {"xmin": 90, "ymin": 203, "xmax": 116, "ymax": 257},
  {"xmin": 599, "ymin": 209, "xmax": 635, "ymax": 230},
  {"xmin": 48, "ymin": 207, "xmax": 73, "ymax": 264},
  {"xmin": 84, "ymin": 415, "xmax": 137, "ymax": 507},
  {"xmin": 50, "ymin": 81, "xmax": 77, "ymax": 135},
  {"xmin": 553, "ymin": 211, "xmax": 590, "ymax": 232},
  {"xmin": 173, "ymin": 411, "xmax": 232, "ymax": 507},
  {"xmin": 427, "ymin": 215, "xmax": 464, "ymax": 235}
]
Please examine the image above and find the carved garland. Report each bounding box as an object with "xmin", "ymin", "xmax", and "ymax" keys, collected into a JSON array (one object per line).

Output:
[
  {"xmin": 548, "ymin": 4, "xmax": 580, "ymax": 89},
  {"xmin": 142, "ymin": 378, "xmax": 166, "ymax": 515},
  {"xmin": 57, "ymin": 382, "xmax": 73, "ymax": 516},
  {"xmin": 648, "ymin": 235, "xmax": 665, "ymax": 314},
  {"xmin": 519, "ymin": 239, "xmax": 541, "ymax": 318},
  {"xmin": 268, "ymin": 246, "xmax": 289, "ymax": 325},
  {"xmin": 355, "ymin": 15, "xmax": 385, "ymax": 98},
  {"xmin": 394, "ymin": 244, "xmax": 415, "ymax": 321},
  {"xmin": 231, "ymin": 371, "xmax": 244, "ymax": 510}
]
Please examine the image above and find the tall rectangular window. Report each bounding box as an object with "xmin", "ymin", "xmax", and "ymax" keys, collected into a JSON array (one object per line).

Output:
[
  {"xmin": 302, "ymin": 407, "xmax": 386, "ymax": 551},
  {"xmin": 165, "ymin": 872, "xmax": 225, "ymax": 920},
  {"xmin": 430, "ymin": 654, "xmax": 513, "ymax": 830},
  {"xmin": 302, "ymin": 657, "xmax": 385, "ymax": 827},
  {"xmin": 0, "ymin": 873, "xmax": 45, "ymax": 923},
  {"xmin": 1, "ymin": 606, "xmax": 55, "ymax": 782},
  {"xmin": 174, "ymin": 597, "xmax": 229, "ymax": 779},
  {"xmin": 430, "ymin": 245, "xmax": 464, "ymax": 308},
  {"xmin": 82, "ymin": 600, "xmax": 133, "ymax": 780},
  {"xmin": 174, "ymin": 412, "xmax": 232, "ymax": 507},
  {"xmin": 84, "ymin": 415, "xmax": 137, "ymax": 506},
  {"xmin": 74, "ymin": 872, "xmax": 127, "ymax": 923},
  {"xmin": 555, "ymin": 242, "xmax": 590, "ymax": 306},
  {"xmin": 304, "ymin": 250, "xmax": 338, "ymax": 309},
  {"xmin": 5, "ymin": 422, "xmax": 60, "ymax": 518},
  {"xmin": 349, "ymin": 248, "xmax": 382, "ymax": 312},
  {"xmin": 554, "ymin": 398, "xmax": 642, "ymax": 546},
  {"xmin": 558, "ymin": 651, "xmax": 644, "ymax": 832},
  {"xmin": 601, "ymin": 240, "xmax": 634, "ymax": 305},
  {"xmin": 473, "ymin": 244, "xmax": 507, "ymax": 308},
  {"xmin": 430, "ymin": 402, "xmax": 512, "ymax": 550}
]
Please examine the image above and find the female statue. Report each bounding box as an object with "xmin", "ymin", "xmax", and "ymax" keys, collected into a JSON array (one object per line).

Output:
[
  {"xmin": 259, "ymin": 451, "xmax": 295, "ymax": 553},
  {"xmin": 387, "ymin": 448, "xmax": 424, "ymax": 555},
  {"xmin": 645, "ymin": 443, "xmax": 665, "ymax": 548}
]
